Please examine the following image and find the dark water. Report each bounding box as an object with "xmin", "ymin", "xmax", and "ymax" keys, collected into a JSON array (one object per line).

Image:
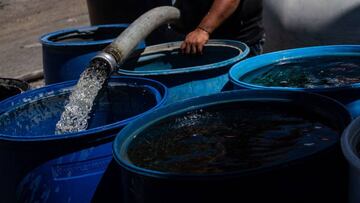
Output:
[
  {"xmin": 0, "ymin": 78, "xmax": 27, "ymax": 101},
  {"xmin": 0, "ymin": 84, "xmax": 157, "ymax": 137},
  {"xmin": 241, "ymin": 56, "xmax": 360, "ymax": 88},
  {"xmin": 121, "ymin": 46, "xmax": 240, "ymax": 71},
  {"xmin": 127, "ymin": 101, "xmax": 339, "ymax": 174},
  {"xmin": 0, "ymin": 85, "xmax": 22, "ymax": 101}
]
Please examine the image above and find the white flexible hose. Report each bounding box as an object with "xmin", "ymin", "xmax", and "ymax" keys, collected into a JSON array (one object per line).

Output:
[{"xmin": 94, "ymin": 6, "xmax": 181, "ymax": 72}]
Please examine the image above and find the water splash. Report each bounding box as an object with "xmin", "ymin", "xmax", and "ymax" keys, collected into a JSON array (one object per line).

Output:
[{"xmin": 55, "ymin": 59, "xmax": 110, "ymax": 134}]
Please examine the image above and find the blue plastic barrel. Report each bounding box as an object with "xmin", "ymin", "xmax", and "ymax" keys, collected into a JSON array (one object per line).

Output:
[
  {"xmin": 0, "ymin": 76, "xmax": 167, "ymax": 203},
  {"xmin": 41, "ymin": 24, "xmax": 146, "ymax": 84},
  {"xmin": 341, "ymin": 117, "xmax": 360, "ymax": 203},
  {"xmin": 229, "ymin": 45, "xmax": 360, "ymax": 118},
  {"xmin": 113, "ymin": 90, "xmax": 351, "ymax": 203},
  {"xmin": 118, "ymin": 40, "xmax": 249, "ymax": 104}
]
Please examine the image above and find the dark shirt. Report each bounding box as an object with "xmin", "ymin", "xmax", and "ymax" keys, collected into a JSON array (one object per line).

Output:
[{"xmin": 173, "ymin": 0, "xmax": 264, "ymax": 45}]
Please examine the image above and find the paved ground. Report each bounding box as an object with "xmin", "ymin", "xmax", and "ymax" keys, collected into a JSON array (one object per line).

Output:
[{"xmin": 0, "ymin": 0, "xmax": 89, "ymax": 86}]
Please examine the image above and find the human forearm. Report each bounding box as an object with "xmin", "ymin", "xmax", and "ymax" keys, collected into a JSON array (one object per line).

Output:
[
  {"xmin": 198, "ymin": 0, "xmax": 240, "ymax": 34},
  {"xmin": 180, "ymin": 0, "xmax": 241, "ymax": 54}
]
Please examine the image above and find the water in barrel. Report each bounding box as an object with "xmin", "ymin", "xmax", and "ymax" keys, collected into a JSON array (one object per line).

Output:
[
  {"xmin": 240, "ymin": 56, "xmax": 360, "ymax": 88},
  {"xmin": 0, "ymin": 85, "xmax": 22, "ymax": 101},
  {"xmin": 127, "ymin": 101, "xmax": 339, "ymax": 174},
  {"xmin": 0, "ymin": 82, "xmax": 157, "ymax": 136}
]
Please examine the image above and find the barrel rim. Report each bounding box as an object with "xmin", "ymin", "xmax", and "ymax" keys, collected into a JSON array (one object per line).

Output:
[
  {"xmin": 114, "ymin": 90, "xmax": 351, "ymax": 180},
  {"xmin": 0, "ymin": 76, "xmax": 168, "ymax": 142},
  {"xmin": 40, "ymin": 24, "xmax": 129, "ymax": 47},
  {"xmin": 341, "ymin": 117, "xmax": 360, "ymax": 171},
  {"xmin": 117, "ymin": 39, "xmax": 250, "ymax": 76},
  {"xmin": 229, "ymin": 45, "xmax": 360, "ymax": 92}
]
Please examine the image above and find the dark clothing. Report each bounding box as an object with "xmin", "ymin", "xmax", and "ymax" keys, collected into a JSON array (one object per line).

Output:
[
  {"xmin": 173, "ymin": 0, "xmax": 264, "ymax": 45},
  {"xmin": 248, "ymin": 37, "xmax": 265, "ymax": 56}
]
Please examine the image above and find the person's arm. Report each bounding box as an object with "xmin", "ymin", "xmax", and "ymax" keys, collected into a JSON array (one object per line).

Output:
[{"xmin": 180, "ymin": 0, "xmax": 240, "ymax": 54}]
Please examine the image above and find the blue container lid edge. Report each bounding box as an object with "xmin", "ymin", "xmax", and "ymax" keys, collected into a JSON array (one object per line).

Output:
[
  {"xmin": 40, "ymin": 24, "xmax": 130, "ymax": 47},
  {"xmin": 342, "ymin": 117, "xmax": 360, "ymax": 171},
  {"xmin": 118, "ymin": 39, "xmax": 250, "ymax": 76}
]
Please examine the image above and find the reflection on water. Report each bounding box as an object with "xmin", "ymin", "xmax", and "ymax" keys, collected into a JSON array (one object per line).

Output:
[
  {"xmin": 241, "ymin": 56, "xmax": 360, "ymax": 88},
  {"xmin": 128, "ymin": 101, "xmax": 339, "ymax": 174}
]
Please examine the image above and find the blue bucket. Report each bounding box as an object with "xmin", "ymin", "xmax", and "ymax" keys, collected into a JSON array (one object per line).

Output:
[
  {"xmin": 0, "ymin": 76, "xmax": 167, "ymax": 203},
  {"xmin": 229, "ymin": 45, "xmax": 360, "ymax": 118},
  {"xmin": 41, "ymin": 24, "xmax": 146, "ymax": 85},
  {"xmin": 113, "ymin": 90, "xmax": 351, "ymax": 203},
  {"xmin": 118, "ymin": 40, "xmax": 249, "ymax": 104}
]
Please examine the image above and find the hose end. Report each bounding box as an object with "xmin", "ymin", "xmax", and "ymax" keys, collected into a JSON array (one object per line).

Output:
[{"xmin": 92, "ymin": 52, "xmax": 118, "ymax": 73}]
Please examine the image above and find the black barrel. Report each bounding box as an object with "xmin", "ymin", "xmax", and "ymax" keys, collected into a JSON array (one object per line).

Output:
[{"xmin": 0, "ymin": 78, "xmax": 29, "ymax": 101}]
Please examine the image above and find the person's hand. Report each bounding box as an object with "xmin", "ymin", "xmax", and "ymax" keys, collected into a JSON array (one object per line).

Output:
[{"xmin": 180, "ymin": 28, "xmax": 210, "ymax": 54}]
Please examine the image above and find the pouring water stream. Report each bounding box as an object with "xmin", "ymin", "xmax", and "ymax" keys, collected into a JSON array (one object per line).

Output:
[{"xmin": 55, "ymin": 6, "xmax": 180, "ymax": 134}]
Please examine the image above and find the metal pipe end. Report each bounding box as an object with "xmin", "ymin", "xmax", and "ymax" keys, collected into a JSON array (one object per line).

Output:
[{"xmin": 92, "ymin": 52, "xmax": 118, "ymax": 73}]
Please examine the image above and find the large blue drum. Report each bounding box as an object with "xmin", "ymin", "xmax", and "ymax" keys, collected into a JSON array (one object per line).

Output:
[
  {"xmin": 230, "ymin": 45, "xmax": 360, "ymax": 118},
  {"xmin": 118, "ymin": 40, "xmax": 249, "ymax": 104},
  {"xmin": 0, "ymin": 76, "xmax": 167, "ymax": 203}
]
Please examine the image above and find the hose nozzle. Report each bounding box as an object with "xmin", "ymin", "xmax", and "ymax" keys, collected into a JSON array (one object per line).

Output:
[
  {"xmin": 92, "ymin": 52, "xmax": 118, "ymax": 73},
  {"xmin": 91, "ymin": 6, "xmax": 181, "ymax": 73}
]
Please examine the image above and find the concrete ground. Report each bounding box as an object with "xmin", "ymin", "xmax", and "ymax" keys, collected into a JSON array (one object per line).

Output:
[{"xmin": 0, "ymin": 0, "xmax": 89, "ymax": 87}]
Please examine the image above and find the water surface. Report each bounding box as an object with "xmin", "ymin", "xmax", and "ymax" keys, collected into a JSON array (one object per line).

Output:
[
  {"xmin": 127, "ymin": 101, "xmax": 339, "ymax": 174},
  {"xmin": 241, "ymin": 56, "xmax": 360, "ymax": 88}
]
